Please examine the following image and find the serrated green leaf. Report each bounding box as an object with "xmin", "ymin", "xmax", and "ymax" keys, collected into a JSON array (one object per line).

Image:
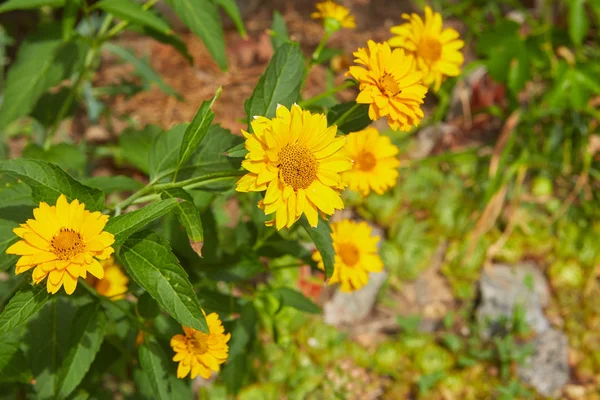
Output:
[
  {"xmin": 326, "ymin": 101, "xmax": 370, "ymax": 133},
  {"xmin": 214, "ymin": 0, "xmax": 247, "ymax": 38},
  {"xmin": 177, "ymin": 89, "xmax": 221, "ymax": 176},
  {"xmin": 104, "ymin": 43, "xmax": 181, "ymax": 99},
  {"xmin": 95, "ymin": 0, "xmax": 173, "ymax": 35},
  {"xmin": 161, "ymin": 189, "xmax": 204, "ymax": 255},
  {"xmin": 270, "ymin": 10, "xmax": 289, "ymax": 49},
  {"xmin": 0, "ymin": 0, "xmax": 64, "ymax": 12},
  {"xmin": 300, "ymin": 216, "xmax": 335, "ymax": 279},
  {"xmin": 0, "ymin": 176, "xmax": 33, "ymax": 208},
  {"xmin": 0, "ymin": 159, "xmax": 105, "ymax": 212},
  {"xmin": 138, "ymin": 341, "xmax": 171, "ymax": 400},
  {"xmin": 55, "ymin": 303, "xmax": 106, "ymax": 399},
  {"xmin": 106, "ymin": 199, "xmax": 178, "ymax": 245},
  {"xmin": 149, "ymin": 124, "xmax": 187, "ymax": 181},
  {"xmin": 81, "ymin": 175, "xmax": 144, "ymax": 194},
  {"xmin": 568, "ymin": 0, "xmax": 589, "ymax": 46},
  {"xmin": 0, "ymin": 285, "xmax": 50, "ymax": 337},
  {"xmin": 244, "ymin": 42, "xmax": 304, "ymax": 129},
  {"xmin": 0, "ymin": 28, "xmax": 87, "ymax": 129},
  {"xmin": 118, "ymin": 124, "xmax": 163, "ymax": 174},
  {"xmin": 166, "ymin": 0, "xmax": 227, "ymax": 70},
  {"xmin": 273, "ymin": 287, "xmax": 320, "ymax": 314},
  {"xmin": 119, "ymin": 230, "xmax": 208, "ymax": 332}
]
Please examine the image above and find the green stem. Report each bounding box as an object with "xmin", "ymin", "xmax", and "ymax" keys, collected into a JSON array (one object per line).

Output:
[
  {"xmin": 299, "ymin": 81, "xmax": 356, "ymax": 107},
  {"xmin": 311, "ymin": 31, "xmax": 331, "ymax": 62},
  {"xmin": 331, "ymin": 102, "xmax": 360, "ymax": 127}
]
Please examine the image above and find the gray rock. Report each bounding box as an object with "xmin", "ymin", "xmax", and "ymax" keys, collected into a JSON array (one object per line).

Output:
[
  {"xmin": 517, "ymin": 328, "xmax": 570, "ymax": 398},
  {"xmin": 476, "ymin": 263, "xmax": 551, "ymax": 338},
  {"xmin": 324, "ymin": 271, "xmax": 388, "ymax": 326}
]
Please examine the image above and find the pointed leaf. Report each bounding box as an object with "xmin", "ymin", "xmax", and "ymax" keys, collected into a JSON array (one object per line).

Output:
[
  {"xmin": 161, "ymin": 189, "xmax": 204, "ymax": 255},
  {"xmin": 138, "ymin": 341, "xmax": 171, "ymax": 400},
  {"xmin": 0, "ymin": 159, "xmax": 105, "ymax": 212},
  {"xmin": 214, "ymin": 0, "xmax": 247, "ymax": 37},
  {"xmin": 326, "ymin": 101, "xmax": 370, "ymax": 134},
  {"xmin": 244, "ymin": 42, "xmax": 303, "ymax": 129},
  {"xmin": 300, "ymin": 216, "xmax": 335, "ymax": 279},
  {"xmin": 0, "ymin": 284, "xmax": 50, "ymax": 336},
  {"xmin": 55, "ymin": 303, "xmax": 106, "ymax": 399},
  {"xmin": 119, "ymin": 230, "xmax": 208, "ymax": 332},
  {"xmin": 95, "ymin": 0, "xmax": 173, "ymax": 35},
  {"xmin": 270, "ymin": 10, "xmax": 289, "ymax": 49},
  {"xmin": 106, "ymin": 198, "xmax": 178, "ymax": 245},
  {"xmin": 273, "ymin": 287, "xmax": 321, "ymax": 314}
]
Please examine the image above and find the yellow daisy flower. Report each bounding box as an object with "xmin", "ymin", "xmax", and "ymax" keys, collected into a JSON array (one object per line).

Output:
[
  {"xmin": 389, "ymin": 6, "xmax": 464, "ymax": 91},
  {"xmin": 236, "ymin": 104, "xmax": 353, "ymax": 230},
  {"xmin": 313, "ymin": 219, "xmax": 383, "ymax": 292},
  {"xmin": 311, "ymin": 0, "xmax": 356, "ymax": 30},
  {"xmin": 342, "ymin": 127, "xmax": 400, "ymax": 196},
  {"xmin": 170, "ymin": 312, "xmax": 231, "ymax": 379},
  {"xmin": 86, "ymin": 256, "xmax": 129, "ymax": 300},
  {"xmin": 6, "ymin": 194, "xmax": 114, "ymax": 295},
  {"xmin": 346, "ymin": 40, "xmax": 428, "ymax": 132}
]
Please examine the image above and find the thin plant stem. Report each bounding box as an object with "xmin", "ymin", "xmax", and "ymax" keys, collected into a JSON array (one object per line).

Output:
[{"xmin": 299, "ymin": 81, "xmax": 356, "ymax": 108}]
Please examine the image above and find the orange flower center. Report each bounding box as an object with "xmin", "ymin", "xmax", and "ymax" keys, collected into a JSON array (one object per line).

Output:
[
  {"xmin": 355, "ymin": 151, "xmax": 377, "ymax": 171},
  {"xmin": 51, "ymin": 228, "xmax": 85, "ymax": 260},
  {"xmin": 187, "ymin": 335, "xmax": 209, "ymax": 354},
  {"xmin": 338, "ymin": 242, "xmax": 360, "ymax": 267},
  {"xmin": 419, "ymin": 36, "xmax": 442, "ymax": 63},
  {"xmin": 379, "ymin": 73, "xmax": 401, "ymax": 96},
  {"xmin": 278, "ymin": 144, "xmax": 318, "ymax": 190}
]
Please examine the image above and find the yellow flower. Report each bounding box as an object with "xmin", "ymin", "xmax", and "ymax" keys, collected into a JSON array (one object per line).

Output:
[
  {"xmin": 342, "ymin": 127, "xmax": 400, "ymax": 196},
  {"xmin": 236, "ymin": 104, "xmax": 353, "ymax": 230},
  {"xmin": 86, "ymin": 256, "xmax": 129, "ymax": 300},
  {"xmin": 6, "ymin": 194, "xmax": 114, "ymax": 295},
  {"xmin": 389, "ymin": 6, "xmax": 464, "ymax": 91},
  {"xmin": 311, "ymin": 1, "xmax": 356, "ymax": 30},
  {"xmin": 170, "ymin": 312, "xmax": 231, "ymax": 379},
  {"xmin": 313, "ymin": 219, "xmax": 383, "ymax": 292},
  {"xmin": 346, "ymin": 40, "xmax": 428, "ymax": 132}
]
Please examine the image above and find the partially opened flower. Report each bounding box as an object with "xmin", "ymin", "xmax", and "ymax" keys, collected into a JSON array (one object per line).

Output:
[
  {"xmin": 170, "ymin": 312, "xmax": 230, "ymax": 379},
  {"xmin": 342, "ymin": 127, "xmax": 400, "ymax": 196},
  {"xmin": 311, "ymin": 0, "xmax": 356, "ymax": 31},
  {"xmin": 6, "ymin": 194, "xmax": 114, "ymax": 295},
  {"xmin": 347, "ymin": 40, "xmax": 428, "ymax": 132},
  {"xmin": 86, "ymin": 256, "xmax": 129, "ymax": 300},
  {"xmin": 313, "ymin": 219, "xmax": 383, "ymax": 292},
  {"xmin": 236, "ymin": 104, "xmax": 353, "ymax": 230},
  {"xmin": 389, "ymin": 6, "xmax": 464, "ymax": 91}
]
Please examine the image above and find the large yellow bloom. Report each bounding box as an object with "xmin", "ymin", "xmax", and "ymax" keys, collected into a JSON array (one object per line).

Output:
[
  {"xmin": 6, "ymin": 195, "xmax": 114, "ymax": 295},
  {"xmin": 347, "ymin": 40, "xmax": 428, "ymax": 132},
  {"xmin": 236, "ymin": 104, "xmax": 353, "ymax": 230},
  {"xmin": 313, "ymin": 219, "xmax": 383, "ymax": 292},
  {"xmin": 86, "ymin": 256, "xmax": 129, "ymax": 300},
  {"xmin": 170, "ymin": 312, "xmax": 231, "ymax": 379},
  {"xmin": 389, "ymin": 6, "xmax": 464, "ymax": 91},
  {"xmin": 342, "ymin": 127, "xmax": 400, "ymax": 196},
  {"xmin": 311, "ymin": 1, "xmax": 356, "ymax": 30}
]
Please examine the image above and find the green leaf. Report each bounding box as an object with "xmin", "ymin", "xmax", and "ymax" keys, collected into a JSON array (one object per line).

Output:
[
  {"xmin": 270, "ymin": 10, "xmax": 289, "ymax": 49},
  {"xmin": 62, "ymin": 0, "xmax": 81, "ymax": 40},
  {"xmin": 273, "ymin": 287, "xmax": 320, "ymax": 314},
  {"xmin": 224, "ymin": 142, "xmax": 247, "ymax": 158},
  {"xmin": 31, "ymin": 88, "xmax": 77, "ymax": 128},
  {"xmin": 0, "ymin": 176, "xmax": 33, "ymax": 208},
  {"xmin": 138, "ymin": 341, "xmax": 171, "ymax": 400},
  {"xmin": 137, "ymin": 292, "xmax": 161, "ymax": 319},
  {"xmin": 81, "ymin": 175, "xmax": 144, "ymax": 194},
  {"xmin": 149, "ymin": 124, "xmax": 187, "ymax": 181},
  {"xmin": 205, "ymin": 256, "xmax": 264, "ymax": 282},
  {"xmin": 161, "ymin": 189, "xmax": 204, "ymax": 256},
  {"xmin": 127, "ymin": 24, "xmax": 193, "ymax": 64},
  {"xmin": 119, "ymin": 230, "xmax": 208, "ymax": 333},
  {"xmin": 104, "ymin": 43, "xmax": 182, "ymax": 99},
  {"xmin": 55, "ymin": 303, "xmax": 106, "ymax": 399},
  {"xmin": 0, "ymin": 0, "xmax": 64, "ymax": 12},
  {"xmin": 214, "ymin": 0, "xmax": 247, "ymax": 38},
  {"xmin": 0, "ymin": 329, "xmax": 31, "ymax": 384},
  {"xmin": 0, "ymin": 219, "xmax": 18, "ymax": 271},
  {"xmin": 568, "ymin": 0, "xmax": 589, "ymax": 46},
  {"xmin": 0, "ymin": 28, "xmax": 87, "ymax": 129},
  {"xmin": 0, "ymin": 285, "xmax": 50, "ymax": 337},
  {"xmin": 222, "ymin": 354, "xmax": 247, "ymax": 394},
  {"xmin": 95, "ymin": 0, "xmax": 173, "ymax": 35},
  {"xmin": 0, "ymin": 159, "xmax": 105, "ymax": 212},
  {"xmin": 177, "ymin": 88, "xmax": 221, "ymax": 176},
  {"xmin": 244, "ymin": 42, "xmax": 304, "ymax": 128},
  {"xmin": 106, "ymin": 199, "xmax": 178, "ymax": 245},
  {"xmin": 300, "ymin": 216, "xmax": 335, "ymax": 279},
  {"xmin": 326, "ymin": 101, "xmax": 370, "ymax": 133},
  {"xmin": 118, "ymin": 124, "xmax": 163, "ymax": 174},
  {"xmin": 21, "ymin": 143, "xmax": 86, "ymax": 175},
  {"xmin": 166, "ymin": 0, "xmax": 227, "ymax": 70}
]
